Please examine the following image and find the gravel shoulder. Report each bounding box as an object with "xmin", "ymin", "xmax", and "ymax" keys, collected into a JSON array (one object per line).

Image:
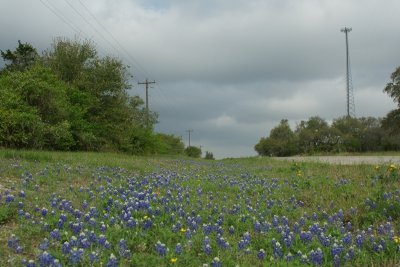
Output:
[{"xmin": 273, "ymin": 156, "xmax": 400, "ymax": 165}]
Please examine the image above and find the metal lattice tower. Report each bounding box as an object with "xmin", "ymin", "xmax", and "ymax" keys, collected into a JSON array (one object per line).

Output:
[{"xmin": 341, "ymin": 27, "xmax": 355, "ymax": 117}]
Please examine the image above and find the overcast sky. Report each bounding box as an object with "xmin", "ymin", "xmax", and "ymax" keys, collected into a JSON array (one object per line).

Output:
[{"xmin": 1, "ymin": 0, "xmax": 399, "ymax": 158}]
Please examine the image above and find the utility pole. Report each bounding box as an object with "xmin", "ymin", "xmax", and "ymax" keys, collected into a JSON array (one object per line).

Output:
[
  {"xmin": 340, "ymin": 27, "xmax": 355, "ymax": 117},
  {"xmin": 138, "ymin": 79, "xmax": 156, "ymax": 126},
  {"xmin": 186, "ymin": 129, "xmax": 193, "ymax": 147}
]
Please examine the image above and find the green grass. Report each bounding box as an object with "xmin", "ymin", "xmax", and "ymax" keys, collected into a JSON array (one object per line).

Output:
[{"xmin": 0, "ymin": 149, "xmax": 399, "ymax": 266}]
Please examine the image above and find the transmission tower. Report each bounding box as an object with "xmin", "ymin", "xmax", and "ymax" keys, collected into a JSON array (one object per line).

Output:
[{"xmin": 341, "ymin": 27, "xmax": 355, "ymax": 117}]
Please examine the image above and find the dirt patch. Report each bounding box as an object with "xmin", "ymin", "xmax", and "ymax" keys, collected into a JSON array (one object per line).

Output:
[{"xmin": 273, "ymin": 156, "xmax": 400, "ymax": 165}]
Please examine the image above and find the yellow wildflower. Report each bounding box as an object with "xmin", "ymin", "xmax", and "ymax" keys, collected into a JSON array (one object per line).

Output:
[
  {"xmin": 180, "ymin": 227, "xmax": 187, "ymax": 233},
  {"xmin": 170, "ymin": 258, "xmax": 177, "ymax": 263},
  {"xmin": 389, "ymin": 164, "xmax": 397, "ymax": 171},
  {"xmin": 394, "ymin": 236, "xmax": 399, "ymax": 244},
  {"xmin": 144, "ymin": 215, "xmax": 148, "ymax": 220}
]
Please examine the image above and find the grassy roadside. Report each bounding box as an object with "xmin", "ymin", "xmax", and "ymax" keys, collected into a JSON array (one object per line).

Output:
[{"xmin": 0, "ymin": 149, "xmax": 399, "ymax": 266}]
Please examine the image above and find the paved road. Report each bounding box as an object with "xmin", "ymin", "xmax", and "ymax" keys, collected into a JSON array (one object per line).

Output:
[{"xmin": 273, "ymin": 156, "xmax": 400, "ymax": 165}]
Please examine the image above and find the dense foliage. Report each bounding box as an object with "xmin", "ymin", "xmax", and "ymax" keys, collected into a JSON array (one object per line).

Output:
[
  {"xmin": 255, "ymin": 66, "xmax": 400, "ymax": 157},
  {"xmin": 185, "ymin": 146, "xmax": 202, "ymax": 158},
  {"xmin": 255, "ymin": 116, "xmax": 400, "ymax": 156},
  {"xmin": 0, "ymin": 39, "xmax": 184, "ymax": 155}
]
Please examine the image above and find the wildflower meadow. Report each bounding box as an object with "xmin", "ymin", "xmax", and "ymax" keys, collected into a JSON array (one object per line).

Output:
[{"xmin": 1, "ymin": 150, "xmax": 399, "ymax": 266}]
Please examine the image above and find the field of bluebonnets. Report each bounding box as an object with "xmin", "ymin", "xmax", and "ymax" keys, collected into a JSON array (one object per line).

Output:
[{"xmin": 0, "ymin": 150, "xmax": 400, "ymax": 266}]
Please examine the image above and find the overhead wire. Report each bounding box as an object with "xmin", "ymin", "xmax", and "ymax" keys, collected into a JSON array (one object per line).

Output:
[
  {"xmin": 39, "ymin": 0, "xmax": 86, "ymax": 36},
  {"xmin": 38, "ymin": 0, "xmax": 180, "ymax": 135},
  {"xmin": 76, "ymin": 0, "xmax": 151, "ymax": 80}
]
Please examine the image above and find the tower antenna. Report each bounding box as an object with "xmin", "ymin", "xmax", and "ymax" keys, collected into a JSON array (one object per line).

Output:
[{"xmin": 340, "ymin": 27, "xmax": 355, "ymax": 117}]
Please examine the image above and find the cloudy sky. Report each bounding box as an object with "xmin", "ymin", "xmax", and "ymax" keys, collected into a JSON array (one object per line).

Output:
[{"xmin": 1, "ymin": 0, "xmax": 399, "ymax": 158}]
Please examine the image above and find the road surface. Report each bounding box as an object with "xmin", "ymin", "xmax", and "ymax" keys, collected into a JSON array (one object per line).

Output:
[{"xmin": 273, "ymin": 156, "xmax": 400, "ymax": 165}]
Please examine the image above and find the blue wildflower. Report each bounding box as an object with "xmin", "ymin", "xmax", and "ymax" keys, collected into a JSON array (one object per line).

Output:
[
  {"xmin": 257, "ymin": 249, "xmax": 266, "ymax": 260},
  {"xmin": 175, "ymin": 243, "xmax": 182, "ymax": 255},
  {"xmin": 69, "ymin": 248, "xmax": 84, "ymax": 265},
  {"xmin": 106, "ymin": 253, "xmax": 118, "ymax": 267},
  {"xmin": 38, "ymin": 251, "xmax": 54, "ymax": 266},
  {"xmin": 309, "ymin": 248, "xmax": 324, "ymax": 266},
  {"xmin": 211, "ymin": 257, "xmax": 221, "ymax": 267}
]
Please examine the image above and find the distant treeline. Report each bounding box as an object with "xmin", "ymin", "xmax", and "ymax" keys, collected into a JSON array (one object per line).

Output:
[
  {"xmin": 0, "ymin": 39, "xmax": 185, "ymax": 155},
  {"xmin": 255, "ymin": 66, "xmax": 400, "ymax": 156}
]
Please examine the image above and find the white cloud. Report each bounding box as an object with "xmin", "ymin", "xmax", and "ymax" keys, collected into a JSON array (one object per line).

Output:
[{"xmin": 1, "ymin": 0, "xmax": 399, "ymax": 158}]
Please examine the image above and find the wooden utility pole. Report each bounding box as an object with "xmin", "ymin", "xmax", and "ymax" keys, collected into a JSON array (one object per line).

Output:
[
  {"xmin": 138, "ymin": 79, "xmax": 156, "ymax": 126},
  {"xmin": 186, "ymin": 129, "xmax": 193, "ymax": 147},
  {"xmin": 138, "ymin": 79, "xmax": 156, "ymax": 111}
]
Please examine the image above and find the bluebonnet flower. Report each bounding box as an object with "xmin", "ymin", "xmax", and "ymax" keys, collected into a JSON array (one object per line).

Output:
[
  {"xmin": 204, "ymin": 244, "xmax": 212, "ymax": 255},
  {"xmin": 89, "ymin": 251, "xmax": 99, "ymax": 263},
  {"xmin": 126, "ymin": 217, "xmax": 136, "ymax": 228},
  {"xmin": 6, "ymin": 194, "xmax": 15, "ymax": 203},
  {"xmin": 41, "ymin": 208, "xmax": 48, "ymax": 217},
  {"xmin": 300, "ymin": 231, "xmax": 313, "ymax": 243},
  {"xmin": 272, "ymin": 215, "xmax": 279, "ymax": 226},
  {"xmin": 285, "ymin": 252, "xmax": 294, "ymax": 262},
  {"xmin": 342, "ymin": 232, "xmax": 352, "ymax": 245},
  {"xmin": 69, "ymin": 248, "xmax": 84, "ymax": 265},
  {"xmin": 272, "ymin": 239, "xmax": 283, "ymax": 258},
  {"xmin": 155, "ymin": 241, "xmax": 168, "ymax": 256},
  {"xmin": 8, "ymin": 234, "xmax": 18, "ymax": 249},
  {"xmin": 254, "ymin": 221, "xmax": 261, "ymax": 232},
  {"xmin": 355, "ymin": 234, "xmax": 364, "ymax": 248},
  {"xmin": 69, "ymin": 236, "xmax": 78, "ymax": 247},
  {"xmin": 19, "ymin": 190, "xmax": 26, "ymax": 198},
  {"xmin": 98, "ymin": 234, "xmax": 107, "ymax": 246},
  {"xmin": 106, "ymin": 253, "xmax": 118, "ymax": 267},
  {"xmin": 104, "ymin": 240, "xmax": 111, "ymax": 249},
  {"xmin": 331, "ymin": 243, "xmax": 343, "ymax": 257},
  {"xmin": 238, "ymin": 239, "xmax": 246, "ymax": 250},
  {"xmin": 282, "ymin": 216, "xmax": 289, "ymax": 225},
  {"xmin": 243, "ymin": 232, "xmax": 251, "ymax": 244},
  {"xmin": 51, "ymin": 259, "xmax": 62, "ymax": 267},
  {"xmin": 257, "ymin": 249, "xmax": 266, "ymax": 260},
  {"xmin": 333, "ymin": 254, "xmax": 341, "ymax": 267},
  {"xmin": 100, "ymin": 221, "xmax": 107, "ymax": 232},
  {"xmin": 38, "ymin": 251, "xmax": 54, "ymax": 266},
  {"xmin": 119, "ymin": 239, "xmax": 127, "ymax": 251},
  {"xmin": 62, "ymin": 241, "xmax": 71, "ymax": 255},
  {"xmin": 25, "ymin": 259, "xmax": 36, "ymax": 267},
  {"xmin": 203, "ymin": 223, "xmax": 213, "ymax": 235},
  {"xmin": 211, "ymin": 257, "xmax": 221, "ymax": 267},
  {"xmin": 309, "ymin": 248, "xmax": 323, "ymax": 266},
  {"xmin": 38, "ymin": 238, "xmax": 49, "ymax": 251},
  {"xmin": 175, "ymin": 243, "xmax": 182, "ymax": 255}
]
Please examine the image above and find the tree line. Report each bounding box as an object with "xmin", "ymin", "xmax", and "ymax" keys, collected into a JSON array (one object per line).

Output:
[
  {"xmin": 255, "ymin": 66, "xmax": 400, "ymax": 157},
  {"xmin": 0, "ymin": 39, "xmax": 185, "ymax": 155}
]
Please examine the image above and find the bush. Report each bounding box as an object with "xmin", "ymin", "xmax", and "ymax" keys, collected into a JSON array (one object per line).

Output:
[{"xmin": 185, "ymin": 146, "xmax": 202, "ymax": 158}]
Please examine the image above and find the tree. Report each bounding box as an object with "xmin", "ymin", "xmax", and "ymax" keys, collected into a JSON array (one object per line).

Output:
[
  {"xmin": 42, "ymin": 37, "xmax": 157, "ymax": 151},
  {"xmin": 204, "ymin": 151, "xmax": 215, "ymax": 160},
  {"xmin": 295, "ymin": 116, "xmax": 334, "ymax": 153},
  {"xmin": 0, "ymin": 64, "xmax": 74, "ymax": 149},
  {"xmin": 185, "ymin": 146, "xmax": 202, "ymax": 158},
  {"xmin": 383, "ymin": 66, "xmax": 400, "ymax": 139},
  {"xmin": 255, "ymin": 119, "xmax": 298, "ymax": 156},
  {"xmin": 384, "ymin": 66, "xmax": 400, "ymax": 106},
  {"xmin": 1, "ymin": 40, "xmax": 38, "ymax": 72}
]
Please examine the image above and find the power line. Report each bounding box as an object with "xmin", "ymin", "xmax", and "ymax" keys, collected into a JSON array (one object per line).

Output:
[
  {"xmin": 75, "ymin": 0, "xmax": 151, "ymax": 79},
  {"xmin": 39, "ymin": 0, "xmax": 86, "ymax": 36}
]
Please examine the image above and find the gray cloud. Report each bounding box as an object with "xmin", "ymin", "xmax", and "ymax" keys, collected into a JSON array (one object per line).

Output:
[{"xmin": 1, "ymin": 0, "xmax": 399, "ymax": 158}]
